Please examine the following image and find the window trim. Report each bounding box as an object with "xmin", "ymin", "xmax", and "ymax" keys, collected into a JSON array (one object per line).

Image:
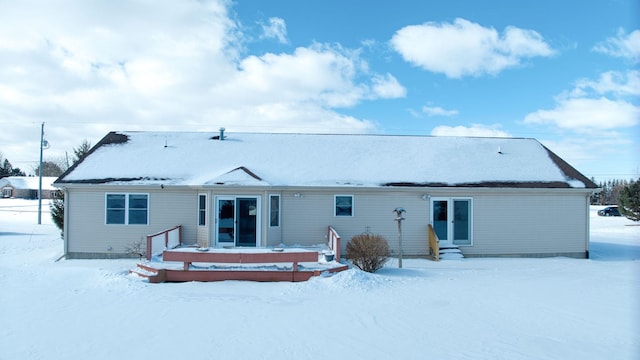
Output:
[
  {"xmin": 334, "ymin": 194, "xmax": 354, "ymax": 217},
  {"xmin": 105, "ymin": 193, "xmax": 149, "ymax": 225},
  {"xmin": 198, "ymin": 193, "xmax": 208, "ymax": 227},
  {"xmin": 269, "ymin": 194, "xmax": 280, "ymax": 227}
]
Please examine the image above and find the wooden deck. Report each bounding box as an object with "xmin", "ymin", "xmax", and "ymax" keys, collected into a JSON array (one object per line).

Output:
[{"xmin": 131, "ymin": 247, "xmax": 348, "ymax": 283}]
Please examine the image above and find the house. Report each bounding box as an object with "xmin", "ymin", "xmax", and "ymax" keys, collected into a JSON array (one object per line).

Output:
[
  {"xmin": 54, "ymin": 130, "xmax": 598, "ymax": 260},
  {"xmin": 1, "ymin": 176, "xmax": 58, "ymax": 199}
]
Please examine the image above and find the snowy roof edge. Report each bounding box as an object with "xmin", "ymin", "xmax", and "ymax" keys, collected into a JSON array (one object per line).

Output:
[{"xmin": 53, "ymin": 131, "xmax": 599, "ymax": 189}]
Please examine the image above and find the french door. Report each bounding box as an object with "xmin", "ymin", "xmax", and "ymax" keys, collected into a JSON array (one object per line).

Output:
[
  {"xmin": 431, "ymin": 198, "xmax": 472, "ymax": 247},
  {"xmin": 215, "ymin": 196, "xmax": 260, "ymax": 247}
]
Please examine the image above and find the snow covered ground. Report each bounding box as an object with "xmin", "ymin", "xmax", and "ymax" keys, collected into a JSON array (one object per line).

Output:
[{"xmin": 0, "ymin": 199, "xmax": 638, "ymax": 359}]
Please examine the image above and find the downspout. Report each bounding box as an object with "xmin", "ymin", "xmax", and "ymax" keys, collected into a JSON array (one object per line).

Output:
[
  {"xmin": 262, "ymin": 190, "xmax": 268, "ymax": 247},
  {"xmin": 585, "ymin": 193, "xmax": 591, "ymax": 259},
  {"xmin": 63, "ymin": 188, "xmax": 69, "ymax": 258}
]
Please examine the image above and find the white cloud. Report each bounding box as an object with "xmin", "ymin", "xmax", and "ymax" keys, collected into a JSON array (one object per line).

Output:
[
  {"xmin": 592, "ymin": 28, "xmax": 640, "ymax": 63},
  {"xmin": 569, "ymin": 70, "xmax": 640, "ymax": 98},
  {"xmin": 370, "ymin": 73, "xmax": 406, "ymax": 99},
  {"xmin": 524, "ymin": 69, "xmax": 640, "ymax": 180},
  {"xmin": 0, "ymin": 0, "xmax": 404, "ymax": 171},
  {"xmin": 210, "ymin": 44, "xmax": 403, "ymax": 109},
  {"xmin": 524, "ymin": 70, "xmax": 640, "ymax": 132},
  {"xmin": 390, "ymin": 18, "xmax": 554, "ymax": 78},
  {"xmin": 422, "ymin": 105, "xmax": 458, "ymax": 117},
  {"xmin": 430, "ymin": 124, "xmax": 511, "ymax": 138},
  {"xmin": 261, "ymin": 17, "xmax": 288, "ymax": 44},
  {"xmin": 523, "ymin": 97, "xmax": 639, "ymax": 130}
]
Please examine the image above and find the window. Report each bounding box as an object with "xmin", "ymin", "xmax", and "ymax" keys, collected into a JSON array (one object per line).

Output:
[
  {"xmin": 106, "ymin": 193, "xmax": 148, "ymax": 225},
  {"xmin": 335, "ymin": 195, "xmax": 353, "ymax": 217},
  {"xmin": 198, "ymin": 194, "xmax": 207, "ymax": 226},
  {"xmin": 2, "ymin": 188, "xmax": 11, "ymax": 198},
  {"xmin": 269, "ymin": 195, "xmax": 280, "ymax": 227}
]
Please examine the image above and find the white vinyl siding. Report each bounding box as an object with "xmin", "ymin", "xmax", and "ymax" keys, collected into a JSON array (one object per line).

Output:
[
  {"xmin": 464, "ymin": 192, "xmax": 588, "ymax": 256},
  {"xmin": 64, "ymin": 187, "xmax": 590, "ymax": 259},
  {"xmin": 280, "ymin": 189, "xmax": 589, "ymax": 258},
  {"xmin": 67, "ymin": 189, "xmax": 196, "ymax": 257},
  {"xmin": 283, "ymin": 191, "xmax": 429, "ymax": 256}
]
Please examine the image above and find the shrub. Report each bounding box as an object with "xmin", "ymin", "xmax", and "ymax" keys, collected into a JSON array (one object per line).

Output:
[
  {"xmin": 124, "ymin": 240, "xmax": 147, "ymax": 260},
  {"xmin": 345, "ymin": 233, "xmax": 390, "ymax": 273}
]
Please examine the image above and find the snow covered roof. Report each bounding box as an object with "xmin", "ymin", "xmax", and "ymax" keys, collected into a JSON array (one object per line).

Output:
[
  {"xmin": 0, "ymin": 176, "xmax": 58, "ymax": 190},
  {"xmin": 55, "ymin": 131, "xmax": 597, "ymax": 189}
]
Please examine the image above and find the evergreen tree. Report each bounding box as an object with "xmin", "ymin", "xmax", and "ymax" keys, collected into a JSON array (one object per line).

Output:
[
  {"xmin": 618, "ymin": 179, "xmax": 640, "ymax": 222},
  {"xmin": 590, "ymin": 177, "xmax": 601, "ymax": 205},
  {"xmin": 1, "ymin": 158, "xmax": 11, "ymax": 178},
  {"xmin": 593, "ymin": 178, "xmax": 633, "ymax": 205},
  {"xmin": 0, "ymin": 155, "xmax": 25, "ymax": 178},
  {"xmin": 73, "ymin": 139, "xmax": 92, "ymax": 163},
  {"xmin": 10, "ymin": 167, "xmax": 26, "ymax": 176},
  {"xmin": 50, "ymin": 140, "xmax": 92, "ymax": 235},
  {"xmin": 50, "ymin": 190, "xmax": 64, "ymax": 236}
]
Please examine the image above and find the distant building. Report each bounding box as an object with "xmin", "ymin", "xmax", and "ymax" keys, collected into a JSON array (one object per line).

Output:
[{"xmin": 0, "ymin": 176, "xmax": 58, "ymax": 199}]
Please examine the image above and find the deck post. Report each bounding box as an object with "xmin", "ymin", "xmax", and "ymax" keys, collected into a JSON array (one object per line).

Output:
[
  {"xmin": 328, "ymin": 226, "xmax": 341, "ymax": 261},
  {"xmin": 146, "ymin": 235, "xmax": 152, "ymax": 261}
]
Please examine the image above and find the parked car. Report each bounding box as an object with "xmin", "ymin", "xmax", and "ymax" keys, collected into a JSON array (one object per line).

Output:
[{"xmin": 598, "ymin": 206, "xmax": 621, "ymax": 216}]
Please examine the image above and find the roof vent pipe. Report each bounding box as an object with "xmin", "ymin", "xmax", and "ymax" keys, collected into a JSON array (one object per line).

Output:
[{"xmin": 219, "ymin": 127, "xmax": 225, "ymax": 141}]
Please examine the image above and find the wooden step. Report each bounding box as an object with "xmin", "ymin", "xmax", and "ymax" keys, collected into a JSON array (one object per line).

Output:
[{"xmin": 129, "ymin": 264, "xmax": 165, "ymax": 283}]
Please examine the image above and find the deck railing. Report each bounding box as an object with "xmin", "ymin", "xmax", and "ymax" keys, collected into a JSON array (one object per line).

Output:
[
  {"xmin": 327, "ymin": 226, "xmax": 341, "ymax": 261},
  {"xmin": 427, "ymin": 224, "xmax": 440, "ymax": 261},
  {"xmin": 146, "ymin": 225, "xmax": 182, "ymax": 260}
]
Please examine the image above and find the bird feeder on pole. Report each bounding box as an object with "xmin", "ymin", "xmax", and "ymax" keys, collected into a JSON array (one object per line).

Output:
[{"xmin": 393, "ymin": 207, "xmax": 406, "ymax": 268}]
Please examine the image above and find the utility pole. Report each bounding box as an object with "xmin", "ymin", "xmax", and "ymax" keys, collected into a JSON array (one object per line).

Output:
[
  {"xmin": 38, "ymin": 122, "xmax": 44, "ymax": 224},
  {"xmin": 393, "ymin": 207, "xmax": 406, "ymax": 268}
]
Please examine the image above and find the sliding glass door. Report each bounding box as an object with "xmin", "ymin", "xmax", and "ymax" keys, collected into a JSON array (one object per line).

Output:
[{"xmin": 215, "ymin": 196, "xmax": 260, "ymax": 247}]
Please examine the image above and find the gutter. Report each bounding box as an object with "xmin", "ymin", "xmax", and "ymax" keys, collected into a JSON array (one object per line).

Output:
[{"xmin": 63, "ymin": 188, "xmax": 69, "ymax": 259}]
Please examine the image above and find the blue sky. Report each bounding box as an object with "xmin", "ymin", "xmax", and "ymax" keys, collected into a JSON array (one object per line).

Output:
[{"xmin": 0, "ymin": 0, "xmax": 638, "ymax": 182}]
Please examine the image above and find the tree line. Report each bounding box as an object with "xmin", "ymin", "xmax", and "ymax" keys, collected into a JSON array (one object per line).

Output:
[
  {"xmin": 1, "ymin": 140, "xmax": 92, "ymax": 235},
  {"xmin": 590, "ymin": 178, "xmax": 636, "ymax": 205},
  {"xmin": 0, "ymin": 152, "xmax": 26, "ymax": 178},
  {"xmin": 0, "ymin": 140, "xmax": 92, "ymax": 179},
  {"xmin": 591, "ymin": 177, "xmax": 640, "ymax": 222}
]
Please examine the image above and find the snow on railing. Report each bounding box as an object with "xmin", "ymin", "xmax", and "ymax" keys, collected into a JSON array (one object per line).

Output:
[
  {"xmin": 427, "ymin": 224, "xmax": 439, "ymax": 261},
  {"xmin": 327, "ymin": 226, "xmax": 341, "ymax": 261},
  {"xmin": 146, "ymin": 225, "xmax": 182, "ymax": 260}
]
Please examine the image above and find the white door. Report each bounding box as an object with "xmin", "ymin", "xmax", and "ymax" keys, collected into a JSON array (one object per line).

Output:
[
  {"xmin": 430, "ymin": 198, "xmax": 472, "ymax": 247},
  {"xmin": 215, "ymin": 196, "xmax": 261, "ymax": 247}
]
